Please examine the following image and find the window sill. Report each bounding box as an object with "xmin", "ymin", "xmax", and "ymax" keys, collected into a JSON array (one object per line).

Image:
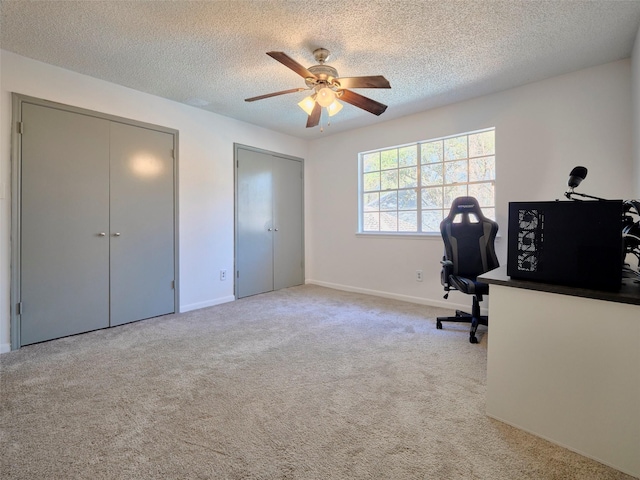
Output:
[
  {"xmin": 355, "ymin": 232, "xmax": 442, "ymax": 240},
  {"xmin": 355, "ymin": 232, "xmax": 503, "ymax": 240}
]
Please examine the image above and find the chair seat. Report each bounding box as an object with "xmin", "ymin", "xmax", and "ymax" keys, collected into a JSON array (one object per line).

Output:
[{"xmin": 448, "ymin": 275, "xmax": 489, "ymax": 296}]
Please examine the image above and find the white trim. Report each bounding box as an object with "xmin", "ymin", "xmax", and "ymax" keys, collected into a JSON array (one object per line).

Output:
[
  {"xmin": 0, "ymin": 343, "xmax": 11, "ymax": 354},
  {"xmin": 180, "ymin": 295, "xmax": 236, "ymax": 313},
  {"xmin": 305, "ymin": 279, "xmax": 488, "ymax": 314}
]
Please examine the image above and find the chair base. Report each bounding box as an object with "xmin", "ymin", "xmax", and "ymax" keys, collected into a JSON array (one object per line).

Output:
[{"xmin": 436, "ymin": 296, "xmax": 487, "ymax": 344}]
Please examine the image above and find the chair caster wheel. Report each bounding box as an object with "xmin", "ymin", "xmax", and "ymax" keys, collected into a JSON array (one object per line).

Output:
[
  {"xmin": 436, "ymin": 321, "xmax": 442, "ymax": 329},
  {"xmin": 469, "ymin": 335, "xmax": 478, "ymax": 344}
]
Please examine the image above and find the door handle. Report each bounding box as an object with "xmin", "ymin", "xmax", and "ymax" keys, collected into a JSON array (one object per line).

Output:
[
  {"xmin": 274, "ymin": 228, "xmax": 279, "ymax": 231},
  {"xmin": 98, "ymin": 232, "xmax": 106, "ymax": 237},
  {"xmin": 113, "ymin": 233, "xmax": 121, "ymax": 237},
  {"xmin": 267, "ymin": 228, "xmax": 272, "ymax": 231}
]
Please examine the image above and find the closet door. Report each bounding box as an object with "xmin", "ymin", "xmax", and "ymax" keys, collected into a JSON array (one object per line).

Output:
[
  {"xmin": 272, "ymin": 157, "xmax": 304, "ymax": 290},
  {"xmin": 236, "ymin": 147, "xmax": 274, "ymax": 298},
  {"xmin": 235, "ymin": 146, "xmax": 304, "ymax": 299},
  {"xmin": 20, "ymin": 104, "xmax": 110, "ymax": 345},
  {"xmin": 109, "ymin": 122, "xmax": 175, "ymax": 326}
]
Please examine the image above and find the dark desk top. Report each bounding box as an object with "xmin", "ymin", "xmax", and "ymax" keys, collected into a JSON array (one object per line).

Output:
[{"xmin": 479, "ymin": 265, "xmax": 640, "ymax": 306}]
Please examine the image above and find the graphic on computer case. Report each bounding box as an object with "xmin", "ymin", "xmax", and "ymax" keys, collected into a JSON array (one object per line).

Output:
[{"xmin": 515, "ymin": 209, "xmax": 544, "ymax": 272}]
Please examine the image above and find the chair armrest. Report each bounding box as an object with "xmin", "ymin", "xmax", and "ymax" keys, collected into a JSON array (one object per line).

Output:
[{"xmin": 440, "ymin": 258, "xmax": 454, "ymax": 291}]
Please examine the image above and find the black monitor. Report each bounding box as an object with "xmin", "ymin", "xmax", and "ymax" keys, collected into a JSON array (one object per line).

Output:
[{"xmin": 507, "ymin": 200, "xmax": 623, "ymax": 291}]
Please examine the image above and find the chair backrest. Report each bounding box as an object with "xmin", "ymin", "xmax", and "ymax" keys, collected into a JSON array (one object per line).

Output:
[{"xmin": 440, "ymin": 196, "xmax": 499, "ymax": 278}]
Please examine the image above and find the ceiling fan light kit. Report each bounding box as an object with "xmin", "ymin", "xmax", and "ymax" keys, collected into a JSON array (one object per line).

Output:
[{"xmin": 245, "ymin": 48, "xmax": 391, "ymax": 128}]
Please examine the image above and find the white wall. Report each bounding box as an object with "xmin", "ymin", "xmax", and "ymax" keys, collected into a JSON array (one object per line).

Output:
[
  {"xmin": 305, "ymin": 60, "xmax": 634, "ymax": 311},
  {"xmin": 0, "ymin": 50, "xmax": 308, "ymax": 352}
]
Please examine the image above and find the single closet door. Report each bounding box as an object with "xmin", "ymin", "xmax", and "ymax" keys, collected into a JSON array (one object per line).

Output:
[
  {"xmin": 236, "ymin": 148, "xmax": 275, "ymax": 298},
  {"xmin": 109, "ymin": 122, "xmax": 176, "ymax": 326},
  {"xmin": 236, "ymin": 146, "xmax": 304, "ymax": 298},
  {"xmin": 20, "ymin": 104, "xmax": 111, "ymax": 345},
  {"xmin": 272, "ymin": 157, "xmax": 304, "ymax": 291}
]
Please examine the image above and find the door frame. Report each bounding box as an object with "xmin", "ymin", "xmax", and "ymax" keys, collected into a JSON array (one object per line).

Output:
[
  {"xmin": 10, "ymin": 94, "xmax": 180, "ymax": 350},
  {"xmin": 233, "ymin": 143, "xmax": 305, "ymax": 299}
]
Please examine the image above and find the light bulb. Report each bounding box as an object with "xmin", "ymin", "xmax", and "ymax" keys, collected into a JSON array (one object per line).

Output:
[
  {"xmin": 316, "ymin": 87, "xmax": 335, "ymax": 107},
  {"xmin": 297, "ymin": 95, "xmax": 316, "ymax": 116},
  {"xmin": 327, "ymin": 99, "xmax": 343, "ymax": 117}
]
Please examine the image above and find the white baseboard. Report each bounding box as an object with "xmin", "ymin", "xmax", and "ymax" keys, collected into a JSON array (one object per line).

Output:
[
  {"xmin": 180, "ymin": 295, "xmax": 236, "ymax": 313},
  {"xmin": 305, "ymin": 279, "xmax": 484, "ymax": 313},
  {"xmin": 1, "ymin": 343, "xmax": 12, "ymax": 354}
]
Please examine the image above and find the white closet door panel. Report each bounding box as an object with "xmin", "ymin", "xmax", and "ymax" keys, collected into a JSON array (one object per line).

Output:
[
  {"xmin": 20, "ymin": 104, "xmax": 110, "ymax": 345},
  {"xmin": 109, "ymin": 122, "xmax": 175, "ymax": 326}
]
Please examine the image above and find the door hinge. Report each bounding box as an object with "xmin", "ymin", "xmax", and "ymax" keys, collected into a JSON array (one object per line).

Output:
[
  {"xmin": 237, "ymin": 160, "xmax": 239, "ymax": 168},
  {"xmin": 171, "ymin": 280, "xmax": 175, "ymax": 289},
  {"xmin": 171, "ymin": 149, "xmax": 175, "ymax": 159},
  {"xmin": 17, "ymin": 122, "xmax": 24, "ymax": 134},
  {"xmin": 16, "ymin": 302, "xmax": 23, "ymax": 315},
  {"xmin": 236, "ymin": 271, "xmax": 240, "ymax": 278}
]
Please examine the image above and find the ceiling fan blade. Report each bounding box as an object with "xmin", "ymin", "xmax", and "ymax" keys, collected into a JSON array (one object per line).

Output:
[
  {"xmin": 267, "ymin": 51, "xmax": 317, "ymax": 79},
  {"xmin": 339, "ymin": 89, "xmax": 388, "ymax": 116},
  {"xmin": 306, "ymin": 102, "xmax": 321, "ymax": 128},
  {"xmin": 245, "ymin": 88, "xmax": 307, "ymax": 102},
  {"xmin": 336, "ymin": 76, "xmax": 391, "ymax": 89}
]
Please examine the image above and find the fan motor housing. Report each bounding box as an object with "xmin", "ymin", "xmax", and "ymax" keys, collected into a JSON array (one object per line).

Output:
[{"xmin": 306, "ymin": 64, "xmax": 339, "ymax": 88}]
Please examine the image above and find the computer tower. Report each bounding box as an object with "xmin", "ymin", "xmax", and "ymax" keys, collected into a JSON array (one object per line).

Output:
[{"xmin": 507, "ymin": 200, "xmax": 623, "ymax": 291}]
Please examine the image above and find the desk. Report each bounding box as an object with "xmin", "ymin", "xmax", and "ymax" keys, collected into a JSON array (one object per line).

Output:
[{"xmin": 479, "ymin": 266, "xmax": 640, "ymax": 478}]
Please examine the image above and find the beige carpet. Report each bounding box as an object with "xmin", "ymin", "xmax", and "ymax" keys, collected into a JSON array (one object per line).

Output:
[{"xmin": 0, "ymin": 285, "xmax": 634, "ymax": 479}]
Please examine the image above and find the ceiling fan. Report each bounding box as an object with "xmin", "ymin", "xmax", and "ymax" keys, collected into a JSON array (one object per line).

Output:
[{"xmin": 245, "ymin": 48, "xmax": 391, "ymax": 128}]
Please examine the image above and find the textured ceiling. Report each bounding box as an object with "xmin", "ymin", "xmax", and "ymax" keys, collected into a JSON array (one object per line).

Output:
[{"xmin": 2, "ymin": 0, "xmax": 640, "ymax": 139}]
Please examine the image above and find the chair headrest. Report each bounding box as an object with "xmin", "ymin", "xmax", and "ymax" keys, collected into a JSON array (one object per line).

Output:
[{"xmin": 446, "ymin": 196, "xmax": 488, "ymax": 222}]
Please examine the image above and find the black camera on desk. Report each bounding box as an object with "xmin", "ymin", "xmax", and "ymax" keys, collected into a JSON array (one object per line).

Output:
[{"xmin": 506, "ymin": 166, "xmax": 636, "ymax": 291}]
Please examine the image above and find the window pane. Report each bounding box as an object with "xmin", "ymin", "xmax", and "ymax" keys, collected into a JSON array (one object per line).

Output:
[
  {"xmin": 398, "ymin": 211, "xmax": 418, "ymax": 232},
  {"xmin": 444, "ymin": 136, "xmax": 467, "ymax": 160},
  {"xmin": 362, "ymin": 152, "xmax": 380, "ymax": 172},
  {"xmin": 421, "ymin": 141, "xmax": 443, "ymax": 164},
  {"xmin": 379, "ymin": 191, "xmax": 397, "ymax": 211},
  {"xmin": 421, "ymin": 163, "xmax": 443, "ymax": 186},
  {"xmin": 444, "ymin": 160, "xmax": 468, "ymax": 184},
  {"xmin": 363, "ymin": 192, "xmax": 379, "ymax": 212},
  {"xmin": 399, "ymin": 166, "xmax": 417, "ymax": 188},
  {"xmin": 380, "ymin": 212, "xmax": 398, "ymax": 231},
  {"xmin": 444, "ymin": 185, "xmax": 468, "ymax": 207},
  {"xmin": 422, "ymin": 187, "xmax": 443, "ymax": 209},
  {"xmin": 380, "ymin": 149, "xmax": 398, "ymax": 170},
  {"xmin": 482, "ymin": 207, "xmax": 496, "ymax": 221},
  {"xmin": 468, "ymin": 182, "xmax": 495, "ymax": 207},
  {"xmin": 381, "ymin": 170, "xmax": 398, "ymax": 190},
  {"xmin": 363, "ymin": 212, "xmax": 380, "ymax": 231},
  {"xmin": 399, "ymin": 146, "xmax": 417, "ymax": 167},
  {"xmin": 363, "ymin": 172, "xmax": 380, "ymax": 191},
  {"xmin": 469, "ymin": 156, "xmax": 495, "ymax": 182},
  {"xmin": 422, "ymin": 210, "xmax": 443, "ymax": 233},
  {"xmin": 469, "ymin": 130, "xmax": 495, "ymax": 157},
  {"xmin": 398, "ymin": 189, "xmax": 417, "ymax": 210}
]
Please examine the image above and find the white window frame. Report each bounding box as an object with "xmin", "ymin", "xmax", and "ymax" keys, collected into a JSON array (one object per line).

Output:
[{"xmin": 358, "ymin": 128, "xmax": 496, "ymax": 235}]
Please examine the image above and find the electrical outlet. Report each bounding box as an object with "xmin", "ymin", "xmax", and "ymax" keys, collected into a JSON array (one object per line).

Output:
[
  {"xmin": 416, "ymin": 270, "xmax": 423, "ymax": 282},
  {"xmin": 220, "ymin": 270, "xmax": 227, "ymax": 281}
]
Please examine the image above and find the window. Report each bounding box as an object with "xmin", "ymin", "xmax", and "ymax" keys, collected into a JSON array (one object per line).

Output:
[{"xmin": 359, "ymin": 128, "xmax": 495, "ymax": 234}]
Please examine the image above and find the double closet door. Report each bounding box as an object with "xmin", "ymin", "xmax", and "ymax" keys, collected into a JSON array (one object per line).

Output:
[
  {"xmin": 18, "ymin": 100, "xmax": 176, "ymax": 346},
  {"xmin": 236, "ymin": 146, "xmax": 304, "ymax": 298}
]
